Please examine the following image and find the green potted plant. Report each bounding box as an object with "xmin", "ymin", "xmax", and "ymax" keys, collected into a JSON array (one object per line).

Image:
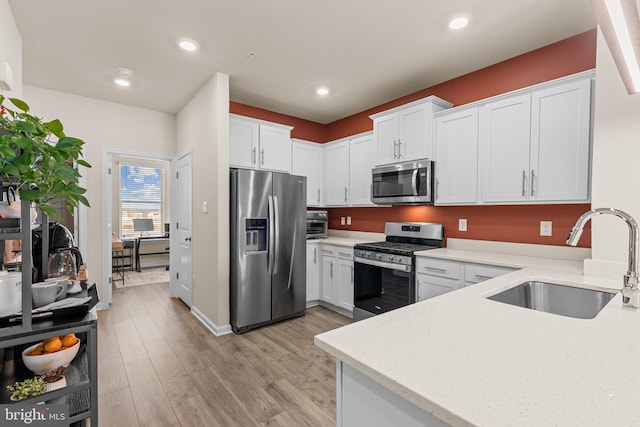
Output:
[{"xmin": 0, "ymin": 95, "xmax": 91, "ymax": 220}]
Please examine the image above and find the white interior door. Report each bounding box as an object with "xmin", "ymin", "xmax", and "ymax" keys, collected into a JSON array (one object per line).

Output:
[{"xmin": 171, "ymin": 152, "xmax": 193, "ymax": 306}]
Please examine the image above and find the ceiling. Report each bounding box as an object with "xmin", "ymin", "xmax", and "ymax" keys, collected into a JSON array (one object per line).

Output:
[{"xmin": 8, "ymin": 0, "xmax": 596, "ymax": 124}]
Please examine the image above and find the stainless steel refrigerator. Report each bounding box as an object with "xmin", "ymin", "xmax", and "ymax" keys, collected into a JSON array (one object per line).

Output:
[{"xmin": 230, "ymin": 168, "xmax": 307, "ymax": 333}]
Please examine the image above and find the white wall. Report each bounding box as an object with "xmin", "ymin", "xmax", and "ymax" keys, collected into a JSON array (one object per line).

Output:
[
  {"xmin": 22, "ymin": 85, "xmax": 176, "ymax": 298},
  {"xmin": 176, "ymin": 72, "xmax": 229, "ymax": 329},
  {"xmin": 0, "ymin": 0, "xmax": 22, "ymax": 98},
  {"xmin": 590, "ymin": 29, "xmax": 640, "ymax": 274}
]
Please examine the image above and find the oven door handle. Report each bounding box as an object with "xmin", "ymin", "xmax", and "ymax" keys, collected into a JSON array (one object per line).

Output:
[
  {"xmin": 411, "ymin": 169, "xmax": 419, "ymax": 196},
  {"xmin": 354, "ymin": 257, "xmax": 412, "ymax": 272}
]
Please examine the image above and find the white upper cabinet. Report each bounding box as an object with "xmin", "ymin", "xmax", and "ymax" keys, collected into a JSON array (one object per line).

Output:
[
  {"xmin": 479, "ymin": 94, "xmax": 532, "ymax": 203},
  {"xmin": 292, "ymin": 139, "xmax": 323, "ymax": 206},
  {"xmin": 530, "ymin": 79, "xmax": 592, "ymax": 202},
  {"xmin": 371, "ymin": 96, "xmax": 452, "ymax": 166},
  {"xmin": 479, "ymin": 77, "xmax": 592, "ymax": 203},
  {"xmin": 323, "ymin": 140, "xmax": 350, "ymax": 206},
  {"xmin": 349, "ymin": 133, "xmax": 376, "ymax": 205},
  {"xmin": 434, "ymin": 106, "xmax": 479, "ymax": 205},
  {"xmin": 229, "ymin": 114, "xmax": 293, "ymax": 173}
]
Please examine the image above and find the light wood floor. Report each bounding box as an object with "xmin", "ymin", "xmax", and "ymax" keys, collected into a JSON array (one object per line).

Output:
[{"xmin": 97, "ymin": 283, "xmax": 349, "ymax": 426}]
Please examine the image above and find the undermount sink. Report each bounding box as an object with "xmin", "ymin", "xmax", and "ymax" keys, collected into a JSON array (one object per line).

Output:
[{"xmin": 487, "ymin": 281, "xmax": 616, "ymax": 319}]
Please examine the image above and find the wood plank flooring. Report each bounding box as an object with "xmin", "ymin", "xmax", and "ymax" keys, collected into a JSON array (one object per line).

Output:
[{"xmin": 97, "ymin": 283, "xmax": 349, "ymax": 426}]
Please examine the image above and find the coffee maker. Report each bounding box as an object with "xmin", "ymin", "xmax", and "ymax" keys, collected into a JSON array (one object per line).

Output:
[{"xmin": 32, "ymin": 222, "xmax": 84, "ymax": 282}]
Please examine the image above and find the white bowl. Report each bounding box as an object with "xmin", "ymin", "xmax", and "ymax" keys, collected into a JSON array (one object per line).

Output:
[{"xmin": 22, "ymin": 339, "xmax": 80, "ymax": 375}]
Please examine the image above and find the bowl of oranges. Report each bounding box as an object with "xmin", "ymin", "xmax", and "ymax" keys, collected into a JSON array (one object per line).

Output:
[{"xmin": 21, "ymin": 334, "xmax": 80, "ymax": 375}]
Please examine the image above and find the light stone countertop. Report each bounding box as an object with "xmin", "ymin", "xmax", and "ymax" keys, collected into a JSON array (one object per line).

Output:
[{"xmin": 314, "ymin": 241, "xmax": 639, "ymax": 426}]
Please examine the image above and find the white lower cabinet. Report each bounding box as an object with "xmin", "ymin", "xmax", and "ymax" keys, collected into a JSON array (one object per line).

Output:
[
  {"xmin": 416, "ymin": 256, "xmax": 516, "ymax": 301},
  {"xmin": 318, "ymin": 244, "xmax": 354, "ymax": 317},
  {"xmin": 306, "ymin": 243, "xmax": 320, "ymax": 305}
]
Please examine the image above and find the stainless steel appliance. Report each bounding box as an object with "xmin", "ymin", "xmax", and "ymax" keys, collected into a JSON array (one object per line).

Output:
[
  {"xmin": 306, "ymin": 210, "xmax": 328, "ymax": 239},
  {"xmin": 230, "ymin": 168, "xmax": 307, "ymax": 333},
  {"xmin": 371, "ymin": 159, "xmax": 434, "ymax": 205},
  {"xmin": 353, "ymin": 222, "xmax": 444, "ymax": 321}
]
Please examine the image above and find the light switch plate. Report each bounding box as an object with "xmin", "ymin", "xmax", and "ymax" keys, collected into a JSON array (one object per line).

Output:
[
  {"xmin": 540, "ymin": 221, "xmax": 552, "ymax": 236},
  {"xmin": 346, "ymin": 216, "xmax": 351, "ymax": 225},
  {"xmin": 340, "ymin": 217, "xmax": 346, "ymax": 225},
  {"xmin": 458, "ymin": 218, "xmax": 467, "ymax": 232}
]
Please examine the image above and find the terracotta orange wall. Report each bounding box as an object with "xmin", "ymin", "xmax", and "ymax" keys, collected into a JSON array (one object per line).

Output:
[
  {"xmin": 327, "ymin": 204, "xmax": 591, "ymax": 248},
  {"xmin": 230, "ymin": 101, "xmax": 328, "ymax": 142},
  {"xmin": 230, "ymin": 29, "xmax": 597, "ymax": 248}
]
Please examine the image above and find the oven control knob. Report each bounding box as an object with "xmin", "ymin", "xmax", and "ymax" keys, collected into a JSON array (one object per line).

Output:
[
  {"xmin": 375, "ymin": 253, "xmax": 382, "ymax": 260},
  {"xmin": 366, "ymin": 251, "xmax": 372, "ymax": 258},
  {"xmin": 387, "ymin": 255, "xmax": 393, "ymax": 262},
  {"xmin": 396, "ymin": 257, "xmax": 402, "ymax": 263}
]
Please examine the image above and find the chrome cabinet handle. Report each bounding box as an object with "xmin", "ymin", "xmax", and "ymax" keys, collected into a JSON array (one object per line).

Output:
[
  {"xmin": 314, "ymin": 247, "xmax": 317, "ymax": 264},
  {"xmin": 317, "ymin": 188, "xmax": 320, "ymax": 205},
  {"xmin": 393, "ymin": 140, "xmax": 398, "ymax": 159},
  {"xmin": 351, "ymin": 266, "xmax": 354, "ymax": 283},
  {"xmin": 521, "ymin": 170, "xmax": 526, "ymax": 197},
  {"xmin": 261, "ymin": 148, "xmax": 265, "ymax": 165},
  {"xmin": 185, "ymin": 237, "xmax": 192, "ymax": 241},
  {"xmin": 475, "ymin": 274, "xmax": 493, "ymax": 281},
  {"xmin": 252, "ymin": 147, "xmax": 256, "ymax": 165},
  {"xmin": 344, "ymin": 186, "xmax": 348, "ymax": 202},
  {"xmin": 435, "ymin": 178, "xmax": 440, "ymax": 200},
  {"xmin": 423, "ymin": 266, "xmax": 446, "ymax": 272},
  {"xmin": 530, "ymin": 169, "xmax": 535, "ymax": 196},
  {"xmin": 330, "ymin": 261, "xmax": 334, "ymax": 278},
  {"xmin": 397, "ymin": 139, "xmax": 402, "ymax": 158}
]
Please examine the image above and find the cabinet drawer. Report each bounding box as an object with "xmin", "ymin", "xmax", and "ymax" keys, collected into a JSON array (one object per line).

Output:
[
  {"xmin": 415, "ymin": 257, "xmax": 462, "ymax": 279},
  {"xmin": 416, "ymin": 274, "xmax": 462, "ymax": 301},
  {"xmin": 336, "ymin": 247, "xmax": 354, "ymax": 260},
  {"xmin": 464, "ymin": 263, "xmax": 516, "ymax": 285},
  {"xmin": 321, "ymin": 245, "xmax": 336, "ymax": 257}
]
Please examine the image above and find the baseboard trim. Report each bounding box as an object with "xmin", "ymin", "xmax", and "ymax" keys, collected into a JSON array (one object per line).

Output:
[{"xmin": 191, "ymin": 306, "xmax": 233, "ymax": 336}]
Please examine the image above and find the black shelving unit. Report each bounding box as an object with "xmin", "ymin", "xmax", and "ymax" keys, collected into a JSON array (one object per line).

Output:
[{"xmin": 0, "ymin": 199, "xmax": 98, "ymax": 426}]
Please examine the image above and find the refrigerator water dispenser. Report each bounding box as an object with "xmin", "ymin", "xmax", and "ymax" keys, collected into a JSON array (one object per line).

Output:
[{"xmin": 245, "ymin": 218, "xmax": 267, "ymax": 252}]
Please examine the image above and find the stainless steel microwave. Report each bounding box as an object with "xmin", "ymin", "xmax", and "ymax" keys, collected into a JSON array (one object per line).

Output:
[{"xmin": 371, "ymin": 160, "xmax": 434, "ymax": 205}]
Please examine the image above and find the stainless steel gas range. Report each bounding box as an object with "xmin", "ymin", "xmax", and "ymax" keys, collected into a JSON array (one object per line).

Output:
[{"xmin": 353, "ymin": 222, "xmax": 444, "ymax": 321}]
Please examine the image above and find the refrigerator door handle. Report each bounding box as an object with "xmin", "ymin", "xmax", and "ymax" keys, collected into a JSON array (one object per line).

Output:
[
  {"xmin": 268, "ymin": 195, "xmax": 275, "ymax": 274},
  {"xmin": 286, "ymin": 209, "xmax": 297, "ymax": 290},
  {"xmin": 273, "ymin": 195, "xmax": 280, "ymax": 273}
]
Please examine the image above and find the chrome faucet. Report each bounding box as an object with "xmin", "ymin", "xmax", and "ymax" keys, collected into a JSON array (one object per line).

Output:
[{"xmin": 566, "ymin": 208, "xmax": 640, "ymax": 307}]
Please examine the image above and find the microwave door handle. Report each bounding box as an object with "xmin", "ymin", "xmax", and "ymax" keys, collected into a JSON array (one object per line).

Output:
[{"xmin": 411, "ymin": 169, "xmax": 419, "ymax": 196}]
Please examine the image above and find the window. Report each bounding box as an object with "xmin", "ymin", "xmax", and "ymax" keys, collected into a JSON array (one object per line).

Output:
[{"xmin": 119, "ymin": 163, "xmax": 165, "ymax": 237}]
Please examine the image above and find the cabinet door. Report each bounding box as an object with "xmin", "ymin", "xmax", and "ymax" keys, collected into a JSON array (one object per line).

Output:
[
  {"xmin": 530, "ymin": 79, "xmax": 592, "ymax": 202},
  {"xmin": 293, "ymin": 140, "xmax": 324, "ymax": 206},
  {"xmin": 434, "ymin": 107, "xmax": 479, "ymax": 204},
  {"xmin": 323, "ymin": 141, "xmax": 350, "ymax": 206},
  {"xmin": 229, "ymin": 117, "xmax": 259, "ymax": 169},
  {"xmin": 259, "ymin": 124, "xmax": 291, "ymax": 173},
  {"xmin": 416, "ymin": 273, "xmax": 461, "ymax": 301},
  {"xmin": 349, "ymin": 134, "xmax": 376, "ymax": 205},
  {"xmin": 374, "ymin": 113, "xmax": 399, "ymax": 165},
  {"xmin": 306, "ymin": 244, "xmax": 320, "ymax": 302},
  {"xmin": 479, "ymin": 94, "xmax": 532, "ymax": 202},
  {"xmin": 321, "ymin": 256, "xmax": 335, "ymax": 303},
  {"xmin": 398, "ymin": 104, "xmax": 427, "ymax": 161},
  {"xmin": 336, "ymin": 258, "xmax": 354, "ymax": 312}
]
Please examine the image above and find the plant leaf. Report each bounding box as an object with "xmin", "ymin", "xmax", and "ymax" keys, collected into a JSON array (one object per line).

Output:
[{"xmin": 8, "ymin": 98, "xmax": 29, "ymax": 112}]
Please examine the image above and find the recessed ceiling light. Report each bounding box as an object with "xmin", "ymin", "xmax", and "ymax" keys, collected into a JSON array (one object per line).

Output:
[
  {"xmin": 247, "ymin": 51, "xmax": 257, "ymax": 58},
  {"xmin": 113, "ymin": 67, "xmax": 133, "ymax": 87},
  {"xmin": 448, "ymin": 15, "xmax": 469, "ymax": 30},
  {"xmin": 316, "ymin": 86, "xmax": 330, "ymax": 96},
  {"xmin": 178, "ymin": 38, "xmax": 199, "ymax": 52}
]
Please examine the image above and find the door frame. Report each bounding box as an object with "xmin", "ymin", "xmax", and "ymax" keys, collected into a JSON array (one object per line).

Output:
[{"xmin": 101, "ymin": 147, "xmax": 173, "ymax": 308}]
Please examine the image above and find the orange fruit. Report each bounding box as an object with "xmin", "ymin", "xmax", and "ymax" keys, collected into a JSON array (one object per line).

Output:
[
  {"xmin": 28, "ymin": 348, "xmax": 43, "ymax": 356},
  {"xmin": 61, "ymin": 334, "xmax": 78, "ymax": 347},
  {"xmin": 43, "ymin": 336, "xmax": 60, "ymax": 344},
  {"xmin": 43, "ymin": 338, "xmax": 62, "ymax": 353}
]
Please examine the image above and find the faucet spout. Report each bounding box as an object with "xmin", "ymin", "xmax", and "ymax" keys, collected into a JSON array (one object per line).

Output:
[{"xmin": 566, "ymin": 208, "xmax": 640, "ymax": 307}]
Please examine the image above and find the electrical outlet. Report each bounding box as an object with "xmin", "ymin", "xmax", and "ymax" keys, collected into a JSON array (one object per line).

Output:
[
  {"xmin": 540, "ymin": 221, "xmax": 552, "ymax": 236},
  {"xmin": 340, "ymin": 217, "xmax": 346, "ymax": 225},
  {"xmin": 202, "ymin": 201, "xmax": 208, "ymax": 214},
  {"xmin": 346, "ymin": 216, "xmax": 352, "ymax": 225},
  {"xmin": 459, "ymin": 218, "xmax": 467, "ymax": 232}
]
